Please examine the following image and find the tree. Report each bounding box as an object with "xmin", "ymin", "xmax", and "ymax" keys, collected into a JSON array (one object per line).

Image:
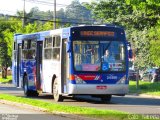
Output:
[
  {"xmin": 125, "ymin": 0, "xmax": 160, "ymax": 30},
  {"xmin": 87, "ymin": 0, "xmax": 160, "ymax": 69},
  {"xmin": 149, "ymin": 25, "xmax": 160, "ymax": 67},
  {"xmin": 150, "ymin": 40, "xmax": 160, "ymax": 67},
  {"xmin": 16, "ymin": 7, "xmax": 42, "ymax": 25},
  {"xmin": 0, "ymin": 19, "xmax": 15, "ymax": 78},
  {"xmin": 65, "ymin": 0, "xmax": 94, "ymax": 25},
  {"xmin": 0, "ymin": 17, "xmax": 50, "ymax": 78},
  {"xmin": 87, "ymin": 0, "xmax": 133, "ymax": 26}
]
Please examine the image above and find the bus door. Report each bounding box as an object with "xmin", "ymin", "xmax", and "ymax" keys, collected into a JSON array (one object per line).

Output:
[
  {"xmin": 17, "ymin": 44, "xmax": 22, "ymax": 87},
  {"xmin": 36, "ymin": 41, "xmax": 43, "ymax": 90},
  {"xmin": 62, "ymin": 39, "xmax": 69, "ymax": 93}
]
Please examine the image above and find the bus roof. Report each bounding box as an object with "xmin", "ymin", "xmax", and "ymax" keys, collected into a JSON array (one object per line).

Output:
[{"xmin": 14, "ymin": 25, "xmax": 125, "ymax": 43}]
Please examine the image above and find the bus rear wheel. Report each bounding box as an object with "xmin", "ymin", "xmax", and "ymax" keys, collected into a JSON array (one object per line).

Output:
[
  {"xmin": 53, "ymin": 79, "xmax": 63, "ymax": 102},
  {"xmin": 100, "ymin": 95, "xmax": 112, "ymax": 103},
  {"xmin": 23, "ymin": 75, "xmax": 38, "ymax": 97},
  {"xmin": 24, "ymin": 75, "xmax": 30, "ymax": 96}
]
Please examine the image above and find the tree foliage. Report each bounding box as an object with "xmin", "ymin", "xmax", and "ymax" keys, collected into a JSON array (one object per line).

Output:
[
  {"xmin": 65, "ymin": 0, "xmax": 93, "ymax": 25},
  {"xmin": 0, "ymin": 19, "xmax": 18, "ymax": 78},
  {"xmin": 87, "ymin": 0, "xmax": 160, "ymax": 69}
]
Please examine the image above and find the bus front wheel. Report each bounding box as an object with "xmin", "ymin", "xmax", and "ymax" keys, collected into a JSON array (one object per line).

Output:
[{"xmin": 53, "ymin": 78, "xmax": 63, "ymax": 102}]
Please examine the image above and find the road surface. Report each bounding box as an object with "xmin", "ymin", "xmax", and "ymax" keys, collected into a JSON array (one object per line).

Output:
[
  {"xmin": 0, "ymin": 102, "xmax": 74, "ymax": 120},
  {"xmin": 0, "ymin": 83, "xmax": 160, "ymax": 114}
]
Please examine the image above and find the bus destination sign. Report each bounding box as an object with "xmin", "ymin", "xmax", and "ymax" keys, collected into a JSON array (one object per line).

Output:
[{"xmin": 80, "ymin": 31, "xmax": 115, "ymax": 37}]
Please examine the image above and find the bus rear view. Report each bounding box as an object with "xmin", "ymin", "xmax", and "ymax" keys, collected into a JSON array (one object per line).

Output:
[{"xmin": 68, "ymin": 25, "xmax": 129, "ymax": 102}]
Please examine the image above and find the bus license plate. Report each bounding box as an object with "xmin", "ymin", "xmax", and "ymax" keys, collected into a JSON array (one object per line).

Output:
[{"xmin": 96, "ymin": 86, "xmax": 107, "ymax": 90}]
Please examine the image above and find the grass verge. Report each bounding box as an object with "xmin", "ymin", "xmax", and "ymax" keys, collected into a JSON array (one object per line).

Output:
[
  {"xmin": 129, "ymin": 81, "xmax": 160, "ymax": 96},
  {"xmin": 0, "ymin": 94, "xmax": 130, "ymax": 120},
  {"xmin": 0, "ymin": 75, "xmax": 12, "ymax": 83}
]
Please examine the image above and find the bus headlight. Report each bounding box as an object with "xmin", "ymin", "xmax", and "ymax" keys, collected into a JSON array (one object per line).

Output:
[
  {"xmin": 116, "ymin": 75, "xmax": 126, "ymax": 84},
  {"xmin": 75, "ymin": 75, "xmax": 86, "ymax": 84}
]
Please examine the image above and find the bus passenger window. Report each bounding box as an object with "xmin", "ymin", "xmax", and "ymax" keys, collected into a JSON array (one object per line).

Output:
[
  {"xmin": 31, "ymin": 41, "xmax": 36, "ymax": 49},
  {"xmin": 44, "ymin": 49, "xmax": 52, "ymax": 59},
  {"xmin": 23, "ymin": 41, "xmax": 28, "ymax": 49},
  {"xmin": 28, "ymin": 50, "xmax": 36, "ymax": 59},
  {"xmin": 53, "ymin": 48, "xmax": 60, "ymax": 61},
  {"xmin": 22, "ymin": 50, "xmax": 28, "ymax": 59},
  {"xmin": 45, "ymin": 37, "xmax": 52, "ymax": 48},
  {"xmin": 44, "ymin": 37, "xmax": 53, "ymax": 60},
  {"xmin": 55, "ymin": 36, "xmax": 61, "ymax": 47}
]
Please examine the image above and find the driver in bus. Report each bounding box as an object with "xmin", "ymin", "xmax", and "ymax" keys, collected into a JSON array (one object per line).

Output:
[
  {"xmin": 102, "ymin": 49, "xmax": 115, "ymax": 71},
  {"xmin": 103, "ymin": 49, "xmax": 115, "ymax": 63}
]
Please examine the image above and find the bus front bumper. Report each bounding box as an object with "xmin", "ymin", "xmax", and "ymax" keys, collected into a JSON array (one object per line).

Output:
[{"xmin": 68, "ymin": 84, "xmax": 129, "ymax": 95}]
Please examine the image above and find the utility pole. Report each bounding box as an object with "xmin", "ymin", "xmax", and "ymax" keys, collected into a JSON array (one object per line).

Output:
[
  {"xmin": 22, "ymin": 0, "xmax": 25, "ymax": 28},
  {"xmin": 54, "ymin": 0, "xmax": 56, "ymax": 29}
]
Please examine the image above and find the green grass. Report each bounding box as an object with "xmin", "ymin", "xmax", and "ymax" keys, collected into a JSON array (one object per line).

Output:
[
  {"xmin": 0, "ymin": 94, "xmax": 131, "ymax": 120},
  {"xmin": 0, "ymin": 75, "xmax": 12, "ymax": 83},
  {"xmin": 129, "ymin": 81, "xmax": 160, "ymax": 96}
]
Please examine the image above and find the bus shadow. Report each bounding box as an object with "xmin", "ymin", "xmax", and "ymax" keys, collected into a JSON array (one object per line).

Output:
[
  {"xmin": 1, "ymin": 84, "xmax": 159, "ymax": 106},
  {"xmin": 28, "ymin": 94, "xmax": 112, "ymax": 104},
  {"xmin": 25, "ymin": 94, "xmax": 160, "ymax": 106},
  {"xmin": 66, "ymin": 95, "xmax": 114, "ymax": 104},
  {"xmin": 63, "ymin": 95, "xmax": 160, "ymax": 106}
]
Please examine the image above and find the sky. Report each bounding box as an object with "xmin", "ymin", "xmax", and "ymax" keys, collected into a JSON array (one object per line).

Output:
[{"xmin": 0, "ymin": 0, "xmax": 92, "ymax": 15}]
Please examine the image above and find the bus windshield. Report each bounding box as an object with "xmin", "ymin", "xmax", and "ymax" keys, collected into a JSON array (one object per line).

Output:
[{"xmin": 73, "ymin": 40, "xmax": 126, "ymax": 72}]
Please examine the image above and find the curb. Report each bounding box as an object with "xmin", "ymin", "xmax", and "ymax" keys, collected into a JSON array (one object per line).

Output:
[
  {"xmin": 138, "ymin": 94, "xmax": 160, "ymax": 99},
  {"xmin": 0, "ymin": 100, "xmax": 47, "ymax": 112},
  {"xmin": 128, "ymin": 93, "xmax": 160, "ymax": 99},
  {"xmin": 0, "ymin": 99, "xmax": 96, "ymax": 120}
]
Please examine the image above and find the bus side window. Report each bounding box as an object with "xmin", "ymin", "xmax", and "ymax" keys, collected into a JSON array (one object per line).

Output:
[
  {"xmin": 55, "ymin": 36, "xmax": 60, "ymax": 47},
  {"xmin": 44, "ymin": 48, "xmax": 52, "ymax": 59},
  {"xmin": 27, "ymin": 49, "xmax": 36, "ymax": 59},
  {"xmin": 22, "ymin": 50, "xmax": 28, "ymax": 59},
  {"xmin": 53, "ymin": 48, "xmax": 60, "ymax": 60},
  {"xmin": 44, "ymin": 37, "xmax": 52, "ymax": 59},
  {"xmin": 23, "ymin": 41, "xmax": 28, "ymax": 49},
  {"xmin": 52, "ymin": 35, "xmax": 61, "ymax": 61}
]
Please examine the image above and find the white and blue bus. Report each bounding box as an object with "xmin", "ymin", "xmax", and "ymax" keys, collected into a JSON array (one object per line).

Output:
[{"xmin": 12, "ymin": 25, "xmax": 131, "ymax": 102}]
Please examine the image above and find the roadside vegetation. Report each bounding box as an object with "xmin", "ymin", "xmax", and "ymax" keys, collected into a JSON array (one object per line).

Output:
[
  {"xmin": 0, "ymin": 75, "xmax": 12, "ymax": 83},
  {"xmin": 129, "ymin": 81, "xmax": 160, "ymax": 96},
  {"xmin": 0, "ymin": 94, "xmax": 130, "ymax": 120}
]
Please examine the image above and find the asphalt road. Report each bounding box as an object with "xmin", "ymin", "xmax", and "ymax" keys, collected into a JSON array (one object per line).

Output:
[
  {"xmin": 0, "ymin": 102, "xmax": 74, "ymax": 120},
  {"xmin": 0, "ymin": 83, "xmax": 160, "ymax": 114}
]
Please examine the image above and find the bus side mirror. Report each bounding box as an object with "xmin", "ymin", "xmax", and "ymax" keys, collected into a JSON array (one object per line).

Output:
[
  {"xmin": 67, "ymin": 41, "xmax": 71, "ymax": 52},
  {"xmin": 129, "ymin": 49, "xmax": 132, "ymax": 59}
]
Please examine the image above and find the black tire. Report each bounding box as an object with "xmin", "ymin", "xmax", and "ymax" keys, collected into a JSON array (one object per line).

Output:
[
  {"xmin": 53, "ymin": 78, "xmax": 63, "ymax": 102},
  {"xmin": 100, "ymin": 95, "xmax": 112, "ymax": 103},
  {"xmin": 23, "ymin": 75, "xmax": 39, "ymax": 97},
  {"xmin": 23, "ymin": 75, "xmax": 31, "ymax": 96}
]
